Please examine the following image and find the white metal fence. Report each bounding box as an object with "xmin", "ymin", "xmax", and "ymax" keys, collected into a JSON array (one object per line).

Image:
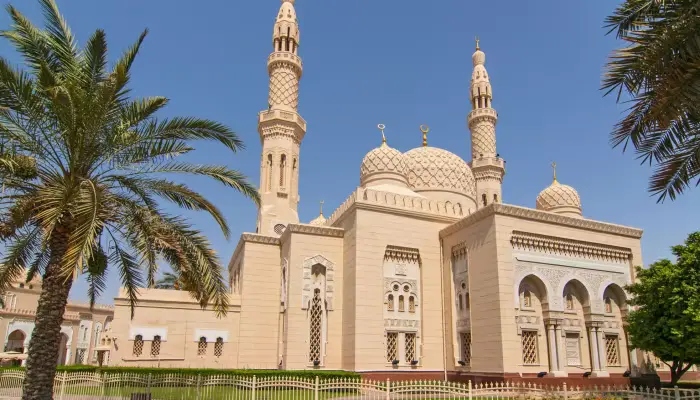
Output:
[{"xmin": 0, "ymin": 371, "xmax": 698, "ymax": 400}]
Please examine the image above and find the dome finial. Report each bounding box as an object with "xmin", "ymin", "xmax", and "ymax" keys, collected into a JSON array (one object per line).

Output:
[
  {"xmin": 377, "ymin": 124, "xmax": 386, "ymax": 144},
  {"xmin": 551, "ymin": 161, "xmax": 558, "ymax": 183},
  {"xmin": 475, "ymin": 36, "xmax": 480, "ymax": 51},
  {"xmin": 420, "ymin": 125, "xmax": 430, "ymax": 147},
  {"xmin": 282, "ymin": 0, "xmax": 295, "ymax": 4},
  {"xmin": 319, "ymin": 200, "xmax": 324, "ymax": 216}
]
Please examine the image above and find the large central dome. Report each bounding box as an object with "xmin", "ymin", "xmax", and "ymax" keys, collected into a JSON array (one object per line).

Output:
[{"xmin": 404, "ymin": 147, "xmax": 476, "ymax": 205}]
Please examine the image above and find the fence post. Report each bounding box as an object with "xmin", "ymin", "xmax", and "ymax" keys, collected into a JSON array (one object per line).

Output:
[
  {"xmin": 563, "ymin": 382, "xmax": 568, "ymax": 400},
  {"xmin": 195, "ymin": 375, "xmax": 202, "ymax": 400},
  {"xmin": 674, "ymin": 386, "xmax": 680, "ymax": 400},
  {"xmin": 314, "ymin": 376, "xmax": 320, "ymax": 400},
  {"xmin": 468, "ymin": 380, "xmax": 472, "ymax": 400},
  {"xmin": 147, "ymin": 373, "xmax": 152, "ymax": 395},
  {"xmin": 100, "ymin": 372, "xmax": 106, "ymax": 400},
  {"xmin": 58, "ymin": 371, "xmax": 67, "ymax": 400},
  {"xmin": 386, "ymin": 378, "xmax": 390, "ymax": 400},
  {"xmin": 251, "ymin": 375, "xmax": 257, "ymax": 400}
]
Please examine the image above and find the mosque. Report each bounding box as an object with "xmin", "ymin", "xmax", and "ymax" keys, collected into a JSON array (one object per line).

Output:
[{"xmin": 0, "ymin": 0, "xmax": 657, "ymax": 381}]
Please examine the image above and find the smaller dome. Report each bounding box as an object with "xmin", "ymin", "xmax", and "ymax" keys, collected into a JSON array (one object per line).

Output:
[
  {"xmin": 360, "ymin": 142, "xmax": 408, "ymax": 188},
  {"xmin": 536, "ymin": 180, "xmax": 582, "ymax": 218},
  {"xmin": 309, "ymin": 213, "xmax": 327, "ymax": 226},
  {"xmin": 472, "ymin": 49, "xmax": 485, "ymax": 67},
  {"xmin": 403, "ymin": 147, "xmax": 476, "ymax": 199}
]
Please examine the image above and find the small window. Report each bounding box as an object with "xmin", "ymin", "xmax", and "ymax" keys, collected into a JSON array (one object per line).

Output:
[
  {"xmin": 461, "ymin": 282, "xmax": 466, "ymax": 290},
  {"xmin": 460, "ymin": 332, "xmax": 472, "ymax": 366},
  {"xmin": 403, "ymin": 285, "xmax": 410, "ymax": 292},
  {"xmin": 604, "ymin": 297, "xmax": 612, "ymax": 313},
  {"xmin": 482, "ymin": 194, "xmax": 487, "ymax": 206},
  {"xmin": 18, "ymin": 284, "xmax": 24, "ymax": 289},
  {"xmin": 133, "ymin": 335, "xmax": 143, "ymax": 357},
  {"xmin": 605, "ymin": 335, "xmax": 620, "ymax": 366},
  {"xmin": 523, "ymin": 290, "xmax": 532, "ymax": 308},
  {"xmin": 387, "ymin": 294, "xmax": 394, "ymax": 311},
  {"xmin": 214, "ymin": 338, "xmax": 224, "ymax": 357},
  {"xmin": 465, "ymin": 293, "xmax": 470, "ymax": 309},
  {"xmin": 151, "ymin": 335, "xmax": 161, "ymax": 357},
  {"xmin": 405, "ymin": 333, "xmax": 416, "ymax": 363},
  {"xmin": 198, "ymin": 337, "xmax": 207, "ymax": 356},
  {"xmin": 398, "ymin": 295, "xmax": 405, "ymax": 312},
  {"xmin": 493, "ymin": 194, "xmax": 498, "ymax": 204},
  {"xmin": 408, "ymin": 296, "xmax": 415, "ymax": 313},
  {"xmin": 393, "ymin": 284, "xmax": 399, "ymax": 291},
  {"xmin": 459, "ymin": 294, "xmax": 463, "ymax": 311},
  {"xmin": 566, "ymin": 293, "xmax": 574, "ymax": 310}
]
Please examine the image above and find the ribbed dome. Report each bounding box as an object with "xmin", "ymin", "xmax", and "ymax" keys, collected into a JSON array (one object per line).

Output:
[
  {"xmin": 360, "ymin": 142, "xmax": 408, "ymax": 187},
  {"xmin": 403, "ymin": 147, "xmax": 476, "ymax": 198},
  {"xmin": 309, "ymin": 213, "xmax": 327, "ymax": 226},
  {"xmin": 536, "ymin": 180, "xmax": 582, "ymax": 218}
]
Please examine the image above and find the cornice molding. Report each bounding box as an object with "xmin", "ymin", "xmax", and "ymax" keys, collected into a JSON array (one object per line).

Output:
[
  {"xmin": 452, "ymin": 241, "xmax": 468, "ymax": 259},
  {"xmin": 384, "ymin": 245, "xmax": 421, "ymax": 264},
  {"xmin": 511, "ymin": 230, "xmax": 632, "ymax": 263},
  {"xmin": 285, "ymin": 224, "xmax": 345, "ymax": 238},
  {"xmin": 440, "ymin": 203, "xmax": 643, "ymax": 239}
]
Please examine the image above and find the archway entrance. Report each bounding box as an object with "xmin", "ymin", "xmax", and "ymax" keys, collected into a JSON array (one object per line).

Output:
[{"xmin": 6, "ymin": 330, "xmax": 25, "ymax": 353}]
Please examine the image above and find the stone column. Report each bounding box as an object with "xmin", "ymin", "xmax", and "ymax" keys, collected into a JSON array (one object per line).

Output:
[
  {"xmin": 547, "ymin": 324, "xmax": 558, "ymax": 372},
  {"xmin": 587, "ymin": 325, "xmax": 600, "ymax": 371},
  {"xmin": 545, "ymin": 318, "xmax": 566, "ymax": 377},
  {"xmin": 554, "ymin": 324, "xmax": 567, "ymax": 375},
  {"xmin": 587, "ymin": 322, "xmax": 609, "ymax": 377}
]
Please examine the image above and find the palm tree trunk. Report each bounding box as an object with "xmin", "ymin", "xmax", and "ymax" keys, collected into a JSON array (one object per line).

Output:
[{"xmin": 21, "ymin": 227, "xmax": 73, "ymax": 400}]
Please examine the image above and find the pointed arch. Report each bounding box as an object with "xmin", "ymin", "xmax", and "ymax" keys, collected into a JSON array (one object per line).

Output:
[
  {"xmin": 517, "ymin": 274, "xmax": 549, "ymax": 310},
  {"xmin": 513, "ymin": 271, "xmax": 553, "ymax": 308}
]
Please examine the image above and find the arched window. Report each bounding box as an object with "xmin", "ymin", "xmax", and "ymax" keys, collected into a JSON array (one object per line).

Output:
[
  {"xmin": 398, "ymin": 295, "xmax": 405, "ymax": 312},
  {"xmin": 482, "ymin": 194, "xmax": 487, "ymax": 206},
  {"xmin": 198, "ymin": 337, "xmax": 207, "ymax": 356},
  {"xmin": 133, "ymin": 335, "xmax": 143, "ymax": 356},
  {"xmin": 387, "ymin": 294, "xmax": 394, "ymax": 311},
  {"xmin": 94, "ymin": 323, "xmax": 102, "ymax": 346},
  {"xmin": 459, "ymin": 294, "xmax": 463, "ymax": 310},
  {"xmin": 267, "ymin": 154, "xmax": 273, "ymax": 191},
  {"xmin": 465, "ymin": 293, "xmax": 470, "ymax": 309},
  {"xmin": 82, "ymin": 326, "xmax": 88, "ymax": 341},
  {"xmin": 309, "ymin": 289, "xmax": 323, "ymax": 364},
  {"xmin": 409, "ymin": 296, "xmax": 415, "ymax": 313},
  {"xmin": 151, "ymin": 335, "xmax": 161, "ymax": 357},
  {"xmin": 605, "ymin": 297, "xmax": 612, "ymax": 313},
  {"xmin": 566, "ymin": 293, "xmax": 574, "ymax": 310},
  {"xmin": 523, "ymin": 290, "xmax": 532, "ymax": 308},
  {"xmin": 279, "ymin": 154, "xmax": 287, "ymax": 187},
  {"xmin": 493, "ymin": 194, "xmax": 498, "ymax": 204},
  {"xmin": 214, "ymin": 337, "xmax": 224, "ymax": 357}
]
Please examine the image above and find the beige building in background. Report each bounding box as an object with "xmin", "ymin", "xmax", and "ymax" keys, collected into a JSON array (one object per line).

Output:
[{"xmin": 96, "ymin": 0, "xmax": 651, "ymax": 381}]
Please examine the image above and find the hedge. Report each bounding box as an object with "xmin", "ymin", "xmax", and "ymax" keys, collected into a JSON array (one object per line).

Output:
[{"xmin": 0, "ymin": 366, "xmax": 359, "ymax": 379}]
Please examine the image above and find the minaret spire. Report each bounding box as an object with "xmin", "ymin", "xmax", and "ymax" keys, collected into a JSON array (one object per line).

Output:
[
  {"xmin": 256, "ymin": 0, "xmax": 306, "ymax": 236},
  {"xmin": 467, "ymin": 40, "xmax": 506, "ymax": 208}
]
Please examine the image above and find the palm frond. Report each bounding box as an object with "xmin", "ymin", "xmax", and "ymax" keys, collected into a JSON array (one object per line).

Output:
[
  {"xmin": 0, "ymin": 226, "xmax": 41, "ymax": 293},
  {"xmin": 80, "ymin": 29, "xmax": 108, "ymax": 89},
  {"xmin": 1, "ymin": 5, "xmax": 58, "ymax": 74},
  {"xmin": 85, "ymin": 243, "xmax": 108, "ymax": 308},
  {"xmin": 144, "ymin": 117, "xmax": 244, "ymax": 153},
  {"xmin": 37, "ymin": 0, "xmax": 77, "ymax": 74},
  {"xmin": 107, "ymin": 231, "xmax": 142, "ymax": 318}
]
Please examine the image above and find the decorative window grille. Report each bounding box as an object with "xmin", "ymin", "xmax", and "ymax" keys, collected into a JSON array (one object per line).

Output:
[
  {"xmin": 151, "ymin": 335, "xmax": 161, "ymax": 357},
  {"xmin": 605, "ymin": 297, "xmax": 612, "ymax": 313},
  {"xmin": 386, "ymin": 332, "xmax": 398, "ymax": 362},
  {"xmin": 409, "ymin": 296, "xmax": 415, "ymax": 313},
  {"xmin": 309, "ymin": 290, "xmax": 323, "ymax": 363},
  {"xmin": 214, "ymin": 337, "xmax": 224, "ymax": 357},
  {"xmin": 460, "ymin": 332, "xmax": 472, "ymax": 365},
  {"xmin": 605, "ymin": 335, "xmax": 620, "ymax": 366},
  {"xmin": 387, "ymin": 294, "xmax": 394, "ymax": 311},
  {"xmin": 76, "ymin": 349, "xmax": 86, "ymax": 364},
  {"xmin": 523, "ymin": 290, "xmax": 532, "ymax": 308},
  {"xmin": 133, "ymin": 335, "xmax": 143, "ymax": 357},
  {"xmin": 566, "ymin": 293, "xmax": 574, "ymax": 310},
  {"xmin": 198, "ymin": 337, "xmax": 207, "ymax": 356},
  {"xmin": 405, "ymin": 333, "xmax": 416, "ymax": 363},
  {"xmin": 521, "ymin": 331, "xmax": 538, "ymax": 365},
  {"xmin": 398, "ymin": 295, "xmax": 405, "ymax": 312}
]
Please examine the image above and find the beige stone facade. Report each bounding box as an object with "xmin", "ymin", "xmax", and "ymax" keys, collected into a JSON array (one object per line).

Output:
[
  {"xmin": 97, "ymin": 0, "xmax": 652, "ymax": 380},
  {"xmin": 0, "ymin": 275, "xmax": 114, "ymax": 366}
]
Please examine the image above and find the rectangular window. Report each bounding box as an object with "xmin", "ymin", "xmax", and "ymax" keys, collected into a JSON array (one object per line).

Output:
[
  {"xmin": 75, "ymin": 349, "xmax": 86, "ymax": 365},
  {"xmin": 386, "ymin": 332, "xmax": 398, "ymax": 362},
  {"xmin": 521, "ymin": 330, "xmax": 538, "ymax": 365},
  {"xmin": 605, "ymin": 335, "xmax": 620, "ymax": 366},
  {"xmin": 405, "ymin": 333, "xmax": 416, "ymax": 363},
  {"xmin": 460, "ymin": 332, "xmax": 472, "ymax": 366},
  {"xmin": 151, "ymin": 336, "xmax": 161, "ymax": 357},
  {"xmin": 565, "ymin": 333, "xmax": 581, "ymax": 366}
]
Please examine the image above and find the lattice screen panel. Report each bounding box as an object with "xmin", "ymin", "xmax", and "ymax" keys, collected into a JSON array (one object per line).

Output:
[
  {"xmin": 405, "ymin": 333, "xmax": 416, "ymax": 363},
  {"xmin": 521, "ymin": 331, "xmax": 538, "ymax": 365},
  {"xmin": 605, "ymin": 335, "xmax": 620, "ymax": 366},
  {"xmin": 198, "ymin": 338, "xmax": 207, "ymax": 356},
  {"xmin": 309, "ymin": 293, "xmax": 323, "ymax": 363},
  {"xmin": 151, "ymin": 336, "xmax": 161, "ymax": 357},
  {"xmin": 133, "ymin": 336, "xmax": 143, "ymax": 357},
  {"xmin": 76, "ymin": 349, "xmax": 86, "ymax": 364},
  {"xmin": 461, "ymin": 332, "xmax": 472, "ymax": 365},
  {"xmin": 214, "ymin": 338, "xmax": 224, "ymax": 357},
  {"xmin": 386, "ymin": 332, "xmax": 398, "ymax": 362}
]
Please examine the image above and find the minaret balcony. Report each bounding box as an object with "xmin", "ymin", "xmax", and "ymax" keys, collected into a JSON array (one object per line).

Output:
[
  {"xmin": 258, "ymin": 109, "xmax": 307, "ymax": 144},
  {"xmin": 467, "ymin": 107, "xmax": 497, "ymax": 124},
  {"xmin": 267, "ymin": 52, "xmax": 303, "ymax": 75},
  {"xmin": 259, "ymin": 109, "xmax": 306, "ymax": 130},
  {"xmin": 471, "ymin": 156, "xmax": 505, "ymax": 170}
]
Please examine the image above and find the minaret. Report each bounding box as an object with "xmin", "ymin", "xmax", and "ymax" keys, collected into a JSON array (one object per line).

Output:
[
  {"xmin": 468, "ymin": 39, "xmax": 505, "ymax": 208},
  {"xmin": 257, "ymin": 0, "xmax": 306, "ymax": 236}
]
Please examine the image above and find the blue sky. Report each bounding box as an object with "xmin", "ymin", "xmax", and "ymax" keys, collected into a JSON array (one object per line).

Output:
[{"xmin": 1, "ymin": 1, "xmax": 698, "ymax": 304}]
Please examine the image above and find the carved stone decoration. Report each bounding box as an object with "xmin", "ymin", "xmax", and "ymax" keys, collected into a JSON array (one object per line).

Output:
[
  {"xmin": 510, "ymin": 231, "xmax": 632, "ymax": 264},
  {"xmin": 384, "ymin": 245, "xmax": 421, "ymax": 264},
  {"xmin": 301, "ymin": 255, "xmax": 335, "ymax": 311},
  {"xmin": 452, "ymin": 241, "xmax": 467, "ymax": 259},
  {"xmin": 394, "ymin": 264, "xmax": 407, "ymax": 276},
  {"xmin": 403, "ymin": 147, "xmax": 476, "ymax": 198}
]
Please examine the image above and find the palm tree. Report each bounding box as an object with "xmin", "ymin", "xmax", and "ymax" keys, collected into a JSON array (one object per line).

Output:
[
  {"xmin": 603, "ymin": 0, "xmax": 700, "ymax": 201},
  {"xmin": 155, "ymin": 272, "xmax": 185, "ymax": 290},
  {"xmin": 0, "ymin": 1, "xmax": 259, "ymax": 398}
]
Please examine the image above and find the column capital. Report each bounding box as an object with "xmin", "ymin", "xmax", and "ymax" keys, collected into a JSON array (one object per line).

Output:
[
  {"xmin": 544, "ymin": 318, "xmax": 563, "ymax": 327},
  {"xmin": 585, "ymin": 321, "xmax": 604, "ymax": 329}
]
